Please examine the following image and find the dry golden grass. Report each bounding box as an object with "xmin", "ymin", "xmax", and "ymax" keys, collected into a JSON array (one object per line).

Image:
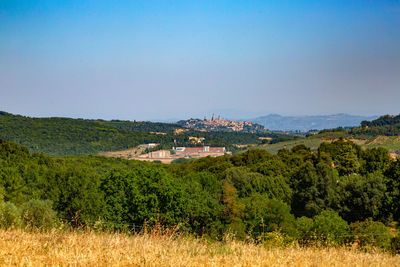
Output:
[{"xmin": 0, "ymin": 228, "xmax": 399, "ymax": 266}]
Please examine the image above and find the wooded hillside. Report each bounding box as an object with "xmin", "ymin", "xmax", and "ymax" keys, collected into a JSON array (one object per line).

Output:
[
  {"xmin": 1, "ymin": 137, "xmax": 399, "ymax": 251},
  {"xmin": 0, "ymin": 112, "xmax": 288, "ymax": 156}
]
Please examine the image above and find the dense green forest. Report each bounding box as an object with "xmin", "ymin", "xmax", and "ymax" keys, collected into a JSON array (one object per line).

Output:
[
  {"xmin": 330, "ymin": 114, "xmax": 400, "ymax": 137},
  {"xmin": 0, "ymin": 137, "xmax": 399, "ymax": 251},
  {"xmin": 361, "ymin": 114, "xmax": 400, "ymax": 127},
  {"xmin": 0, "ymin": 112, "xmax": 290, "ymax": 156},
  {"xmin": 0, "ymin": 111, "xmax": 175, "ymax": 156},
  {"xmin": 103, "ymin": 120, "xmax": 183, "ymax": 134},
  {"xmin": 351, "ymin": 114, "xmax": 400, "ymax": 137}
]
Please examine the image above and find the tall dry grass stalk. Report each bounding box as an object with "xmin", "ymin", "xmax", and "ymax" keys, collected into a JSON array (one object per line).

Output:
[{"xmin": 0, "ymin": 228, "xmax": 399, "ymax": 266}]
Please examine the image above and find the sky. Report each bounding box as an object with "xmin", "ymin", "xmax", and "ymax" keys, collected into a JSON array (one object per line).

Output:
[{"xmin": 0, "ymin": 0, "xmax": 399, "ymax": 121}]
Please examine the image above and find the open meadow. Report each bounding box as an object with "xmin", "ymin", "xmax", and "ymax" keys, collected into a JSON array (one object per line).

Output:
[
  {"xmin": 262, "ymin": 133, "xmax": 400, "ymax": 155},
  {"xmin": 0, "ymin": 229, "xmax": 399, "ymax": 266}
]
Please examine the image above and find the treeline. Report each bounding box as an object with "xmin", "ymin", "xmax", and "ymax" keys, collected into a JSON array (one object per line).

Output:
[
  {"xmin": 361, "ymin": 114, "xmax": 400, "ymax": 127},
  {"xmin": 301, "ymin": 114, "xmax": 400, "ymax": 140},
  {"xmin": 0, "ymin": 137, "xmax": 400, "ymax": 251},
  {"xmin": 0, "ymin": 111, "xmax": 292, "ymax": 156},
  {"xmin": 348, "ymin": 114, "xmax": 400, "ymax": 137},
  {"xmin": 0, "ymin": 111, "xmax": 173, "ymax": 156},
  {"xmin": 103, "ymin": 120, "xmax": 183, "ymax": 134},
  {"xmin": 350, "ymin": 124, "xmax": 400, "ymax": 137},
  {"xmin": 186, "ymin": 130, "xmax": 292, "ymax": 147}
]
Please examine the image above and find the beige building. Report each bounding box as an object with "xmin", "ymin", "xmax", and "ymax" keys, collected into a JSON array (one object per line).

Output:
[{"xmin": 133, "ymin": 146, "xmax": 230, "ymax": 163}]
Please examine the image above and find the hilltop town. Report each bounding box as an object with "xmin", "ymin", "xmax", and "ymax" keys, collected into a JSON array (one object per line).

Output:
[{"xmin": 178, "ymin": 114, "xmax": 265, "ymax": 133}]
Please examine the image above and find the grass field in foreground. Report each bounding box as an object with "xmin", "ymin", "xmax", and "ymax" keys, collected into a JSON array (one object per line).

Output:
[{"xmin": 0, "ymin": 229, "xmax": 399, "ymax": 266}]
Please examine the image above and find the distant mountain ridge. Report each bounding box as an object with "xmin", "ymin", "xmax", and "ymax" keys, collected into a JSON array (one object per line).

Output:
[{"xmin": 250, "ymin": 113, "xmax": 378, "ymax": 132}]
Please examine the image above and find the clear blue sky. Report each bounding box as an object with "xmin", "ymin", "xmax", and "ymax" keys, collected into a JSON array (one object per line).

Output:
[{"xmin": 1, "ymin": 0, "xmax": 399, "ymax": 120}]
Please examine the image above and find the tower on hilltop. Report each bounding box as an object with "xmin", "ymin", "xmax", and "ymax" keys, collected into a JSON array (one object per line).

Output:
[{"xmin": 212, "ymin": 113, "xmax": 215, "ymax": 121}]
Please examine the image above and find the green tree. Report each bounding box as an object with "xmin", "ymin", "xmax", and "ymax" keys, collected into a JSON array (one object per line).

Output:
[
  {"xmin": 313, "ymin": 210, "xmax": 350, "ymax": 245},
  {"xmin": 224, "ymin": 167, "xmax": 291, "ymax": 203},
  {"xmin": 0, "ymin": 202, "xmax": 21, "ymax": 228},
  {"xmin": 0, "ymin": 167, "xmax": 26, "ymax": 204},
  {"xmin": 242, "ymin": 195, "xmax": 296, "ymax": 238},
  {"xmin": 338, "ymin": 173, "xmax": 386, "ymax": 222},
  {"xmin": 382, "ymin": 160, "xmax": 400, "ymax": 221},
  {"xmin": 50, "ymin": 166, "xmax": 105, "ymax": 225},
  {"xmin": 221, "ymin": 181, "xmax": 245, "ymax": 238},
  {"xmin": 351, "ymin": 218, "xmax": 393, "ymax": 250},
  {"xmin": 21, "ymin": 199, "xmax": 58, "ymax": 229},
  {"xmin": 183, "ymin": 172, "xmax": 223, "ymax": 237},
  {"xmin": 295, "ymin": 216, "xmax": 314, "ymax": 244},
  {"xmin": 361, "ymin": 147, "xmax": 391, "ymax": 174},
  {"xmin": 291, "ymin": 160, "xmax": 339, "ymax": 218},
  {"xmin": 100, "ymin": 170, "xmax": 129, "ymax": 228},
  {"xmin": 319, "ymin": 140, "xmax": 362, "ymax": 176}
]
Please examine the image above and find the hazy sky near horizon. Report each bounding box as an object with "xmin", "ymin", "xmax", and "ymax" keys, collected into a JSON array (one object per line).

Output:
[{"xmin": 1, "ymin": 1, "xmax": 400, "ymax": 121}]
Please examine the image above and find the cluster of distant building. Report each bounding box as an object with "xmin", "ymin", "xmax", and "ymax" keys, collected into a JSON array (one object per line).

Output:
[{"xmin": 182, "ymin": 114, "xmax": 263, "ymax": 132}]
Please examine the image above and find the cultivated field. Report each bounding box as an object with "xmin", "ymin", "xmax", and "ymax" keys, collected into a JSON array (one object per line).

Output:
[
  {"xmin": 263, "ymin": 136, "xmax": 326, "ymax": 154},
  {"xmin": 0, "ymin": 229, "xmax": 399, "ymax": 266},
  {"xmin": 262, "ymin": 133, "xmax": 400, "ymax": 155}
]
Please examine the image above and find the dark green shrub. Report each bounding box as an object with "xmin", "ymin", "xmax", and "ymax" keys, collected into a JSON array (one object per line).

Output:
[
  {"xmin": 171, "ymin": 158, "xmax": 190, "ymax": 164},
  {"xmin": 295, "ymin": 216, "xmax": 314, "ymax": 244},
  {"xmin": 290, "ymin": 161, "xmax": 339, "ymax": 218},
  {"xmin": 351, "ymin": 218, "xmax": 393, "ymax": 251},
  {"xmin": 313, "ymin": 210, "xmax": 350, "ymax": 245},
  {"xmin": 391, "ymin": 236, "xmax": 400, "ymax": 255},
  {"xmin": 338, "ymin": 173, "xmax": 386, "ymax": 222},
  {"xmin": 0, "ymin": 202, "xmax": 21, "ymax": 228},
  {"xmin": 21, "ymin": 199, "xmax": 58, "ymax": 229},
  {"xmin": 242, "ymin": 195, "xmax": 296, "ymax": 239},
  {"xmin": 224, "ymin": 167, "xmax": 291, "ymax": 203}
]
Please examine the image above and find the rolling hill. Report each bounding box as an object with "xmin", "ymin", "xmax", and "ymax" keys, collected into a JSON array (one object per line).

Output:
[
  {"xmin": 0, "ymin": 111, "xmax": 290, "ymax": 156},
  {"xmin": 260, "ymin": 114, "xmax": 400, "ymax": 155},
  {"xmin": 0, "ymin": 111, "xmax": 179, "ymax": 156}
]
